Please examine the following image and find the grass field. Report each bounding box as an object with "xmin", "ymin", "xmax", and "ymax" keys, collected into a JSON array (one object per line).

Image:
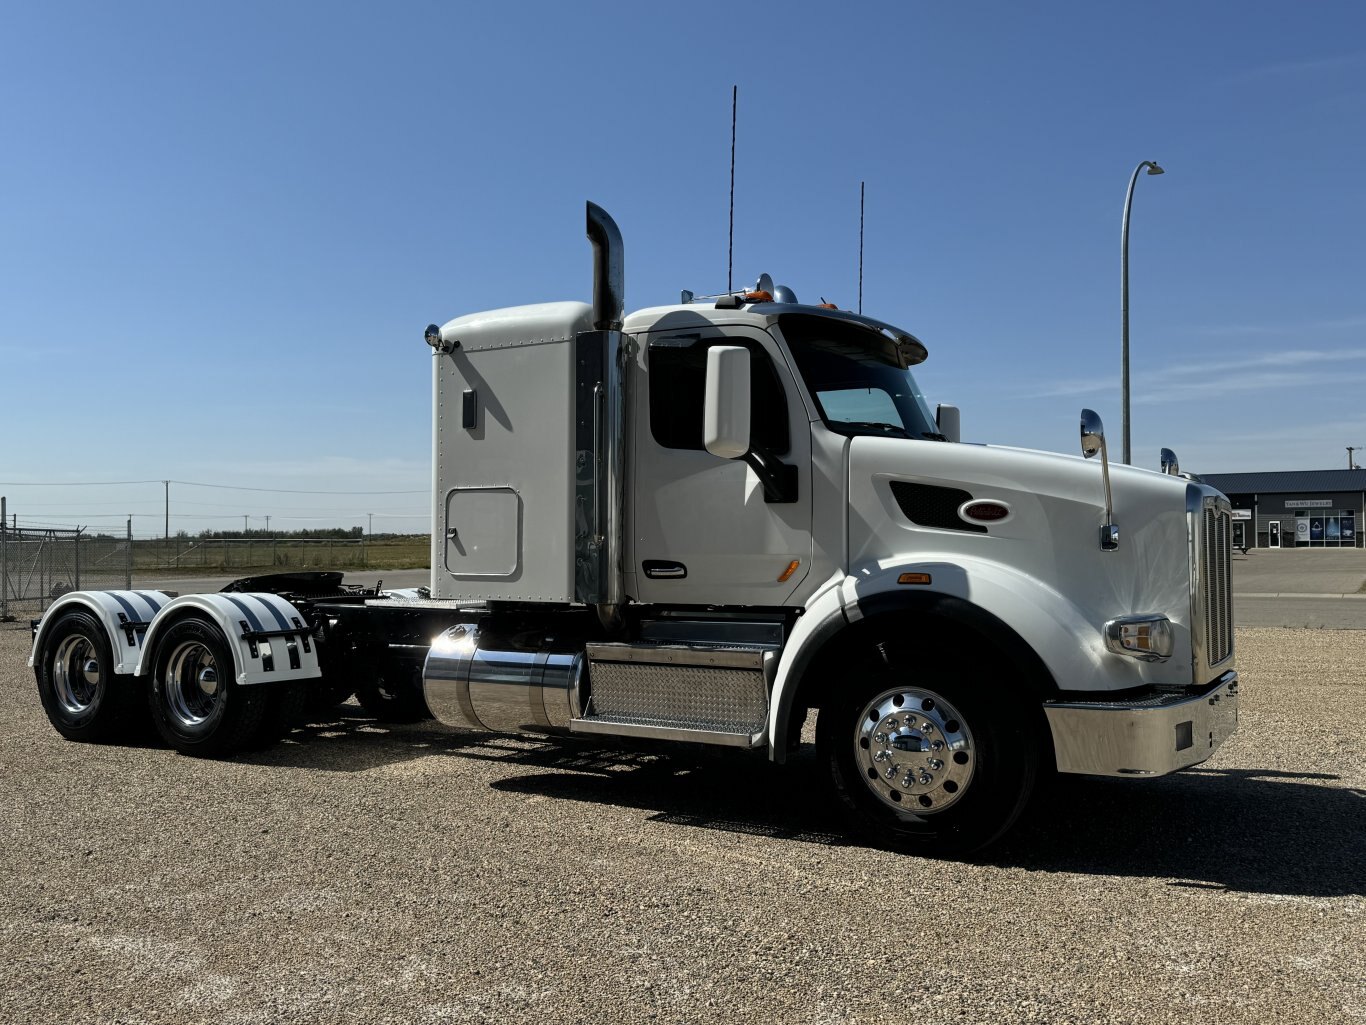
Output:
[{"xmin": 128, "ymin": 535, "xmax": 430, "ymax": 575}]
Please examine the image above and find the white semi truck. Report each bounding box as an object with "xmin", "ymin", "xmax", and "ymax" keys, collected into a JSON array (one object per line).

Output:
[{"xmin": 29, "ymin": 203, "xmax": 1237, "ymax": 853}]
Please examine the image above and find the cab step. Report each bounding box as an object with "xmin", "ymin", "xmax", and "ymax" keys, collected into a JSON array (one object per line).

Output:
[{"xmin": 569, "ymin": 642, "xmax": 773, "ymax": 747}]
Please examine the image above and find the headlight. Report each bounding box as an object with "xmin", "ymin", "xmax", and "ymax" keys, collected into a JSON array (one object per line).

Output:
[{"xmin": 1104, "ymin": 615, "xmax": 1173, "ymax": 662}]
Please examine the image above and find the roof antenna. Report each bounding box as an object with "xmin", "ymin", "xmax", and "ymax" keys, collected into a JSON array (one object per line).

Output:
[
  {"xmin": 728, "ymin": 85, "xmax": 737, "ymax": 294},
  {"xmin": 858, "ymin": 181, "xmax": 865, "ymax": 315}
]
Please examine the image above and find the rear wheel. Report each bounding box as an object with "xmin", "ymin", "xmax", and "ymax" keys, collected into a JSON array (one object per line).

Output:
[
  {"xmin": 818, "ymin": 659, "xmax": 1040, "ymax": 855},
  {"xmin": 148, "ymin": 618, "xmax": 267, "ymax": 757},
  {"xmin": 353, "ymin": 658, "xmax": 430, "ymax": 723},
  {"xmin": 35, "ymin": 609, "xmax": 142, "ymax": 742}
]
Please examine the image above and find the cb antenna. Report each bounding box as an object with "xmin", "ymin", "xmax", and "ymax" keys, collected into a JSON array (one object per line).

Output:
[
  {"xmin": 728, "ymin": 85, "xmax": 737, "ymax": 293},
  {"xmin": 858, "ymin": 181, "xmax": 865, "ymax": 315}
]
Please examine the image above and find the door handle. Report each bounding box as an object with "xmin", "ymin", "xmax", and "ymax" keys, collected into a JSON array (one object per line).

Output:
[{"xmin": 643, "ymin": 560, "xmax": 687, "ymax": 579}]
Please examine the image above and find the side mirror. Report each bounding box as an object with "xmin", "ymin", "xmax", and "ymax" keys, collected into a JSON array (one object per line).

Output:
[
  {"xmin": 704, "ymin": 346, "xmax": 751, "ymax": 459},
  {"xmin": 1080, "ymin": 408, "xmax": 1105, "ymax": 459},
  {"xmin": 935, "ymin": 403, "xmax": 961, "ymax": 444},
  {"xmin": 1160, "ymin": 447, "xmax": 1180, "ymax": 476}
]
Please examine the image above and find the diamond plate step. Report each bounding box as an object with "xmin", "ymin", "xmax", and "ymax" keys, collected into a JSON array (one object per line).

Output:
[{"xmin": 569, "ymin": 642, "xmax": 773, "ymax": 748}]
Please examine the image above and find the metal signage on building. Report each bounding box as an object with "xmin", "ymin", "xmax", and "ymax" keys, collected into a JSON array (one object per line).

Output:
[
  {"xmin": 1232, "ymin": 509, "xmax": 1252, "ymax": 521},
  {"xmin": 1285, "ymin": 499, "xmax": 1333, "ymax": 508}
]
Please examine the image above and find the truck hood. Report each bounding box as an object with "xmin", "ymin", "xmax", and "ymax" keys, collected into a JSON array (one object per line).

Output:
[{"xmin": 844, "ymin": 436, "xmax": 1200, "ymax": 686}]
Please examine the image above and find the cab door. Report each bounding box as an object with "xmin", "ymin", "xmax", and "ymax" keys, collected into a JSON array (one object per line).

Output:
[{"xmin": 629, "ymin": 323, "xmax": 813, "ymax": 606}]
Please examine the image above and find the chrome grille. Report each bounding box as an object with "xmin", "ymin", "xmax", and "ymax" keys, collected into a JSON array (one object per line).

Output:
[{"xmin": 1201, "ymin": 505, "xmax": 1234, "ymax": 666}]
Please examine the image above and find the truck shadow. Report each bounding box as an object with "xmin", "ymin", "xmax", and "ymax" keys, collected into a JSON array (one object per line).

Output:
[
  {"xmin": 493, "ymin": 757, "xmax": 1365, "ymax": 898},
  {"xmin": 243, "ymin": 718, "xmax": 1364, "ymax": 898}
]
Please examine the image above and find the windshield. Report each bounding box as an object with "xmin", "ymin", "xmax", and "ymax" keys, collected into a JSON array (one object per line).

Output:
[{"xmin": 777, "ymin": 313, "xmax": 943, "ymax": 440}]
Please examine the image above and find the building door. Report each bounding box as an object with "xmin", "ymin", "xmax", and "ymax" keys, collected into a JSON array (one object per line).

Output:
[
  {"xmin": 1269, "ymin": 521, "xmax": 1281, "ymax": 548},
  {"xmin": 1232, "ymin": 521, "xmax": 1247, "ymax": 552}
]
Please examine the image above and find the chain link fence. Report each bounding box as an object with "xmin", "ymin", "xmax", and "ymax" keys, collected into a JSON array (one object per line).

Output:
[
  {"xmin": 0, "ymin": 523, "xmax": 133, "ymax": 620},
  {"xmin": 142, "ymin": 537, "xmax": 369, "ymax": 571}
]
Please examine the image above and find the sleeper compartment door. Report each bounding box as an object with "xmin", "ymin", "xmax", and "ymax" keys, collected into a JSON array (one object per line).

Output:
[{"xmin": 445, "ymin": 487, "xmax": 521, "ymax": 577}]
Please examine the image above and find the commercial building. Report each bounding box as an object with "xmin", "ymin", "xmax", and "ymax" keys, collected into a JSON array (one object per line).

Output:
[{"xmin": 1199, "ymin": 470, "xmax": 1366, "ymax": 550}]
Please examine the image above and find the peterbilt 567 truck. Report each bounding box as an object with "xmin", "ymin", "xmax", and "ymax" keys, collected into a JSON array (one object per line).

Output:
[{"xmin": 29, "ymin": 203, "xmax": 1238, "ymax": 853}]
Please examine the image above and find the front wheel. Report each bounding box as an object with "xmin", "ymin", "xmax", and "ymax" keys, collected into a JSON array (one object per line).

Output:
[
  {"xmin": 147, "ymin": 618, "xmax": 267, "ymax": 757},
  {"xmin": 817, "ymin": 667, "xmax": 1040, "ymax": 855}
]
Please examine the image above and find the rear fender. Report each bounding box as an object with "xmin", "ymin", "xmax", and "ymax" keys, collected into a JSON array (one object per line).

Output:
[
  {"xmin": 135, "ymin": 593, "xmax": 322, "ymax": 686},
  {"xmin": 28, "ymin": 590, "xmax": 174, "ymax": 675}
]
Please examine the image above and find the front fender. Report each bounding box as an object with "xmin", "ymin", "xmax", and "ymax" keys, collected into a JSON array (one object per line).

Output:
[
  {"xmin": 767, "ymin": 573, "xmax": 848, "ymax": 762},
  {"xmin": 28, "ymin": 590, "xmax": 173, "ymax": 675},
  {"xmin": 136, "ymin": 592, "xmax": 322, "ymax": 686},
  {"xmin": 842, "ymin": 553, "xmax": 1190, "ymax": 691}
]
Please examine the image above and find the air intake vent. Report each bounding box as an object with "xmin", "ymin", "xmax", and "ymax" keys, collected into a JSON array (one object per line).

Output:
[{"xmin": 889, "ymin": 481, "xmax": 987, "ymax": 534}]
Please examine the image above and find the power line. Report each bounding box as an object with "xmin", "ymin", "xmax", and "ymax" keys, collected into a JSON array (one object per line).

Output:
[
  {"xmin": 169, "ymin": 479, "xmax": 425, "ymax": 495},
  {"xmin": 0, "ymin": 478, "xmax": 425, "ymax": 495}
]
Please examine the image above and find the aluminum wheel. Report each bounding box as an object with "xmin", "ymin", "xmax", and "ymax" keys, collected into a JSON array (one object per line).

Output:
[
  {"xmin": 854, "ymin": 686, "xmax": 975, "ymax": 813},
  {"xmin": 51, "ymin": 635, "xmax": 101, "ymax": 715},
  {"xmin": 162, "ymin": 641, "xmax": 223, "ymax": 728}
]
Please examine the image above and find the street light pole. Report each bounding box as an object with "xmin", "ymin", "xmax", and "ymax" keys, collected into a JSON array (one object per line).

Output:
[{"xmin": 1121, "ymin": 159, "xmax": 1164, "ymax": 465}]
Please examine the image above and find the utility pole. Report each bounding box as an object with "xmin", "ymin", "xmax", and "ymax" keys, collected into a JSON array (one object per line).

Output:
[
  {"xmin": 368, "ymin": 512, "xmax": 373, "ymax": 537},
  {"xmin": 265, "ymin": 514, "xmax": 271, "ymax": 535},
  {"xmin": 163, "ymin": 480, "xmax": 169, "ymax": 540},
  {"xmin": 243, "ymin": 514, "xmax": 249, "ymax": 535}
]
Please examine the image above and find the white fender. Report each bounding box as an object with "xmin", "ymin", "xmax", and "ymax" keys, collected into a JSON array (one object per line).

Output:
[
  {"xmin": 766, "ymin": 573, "xmax": 849, "ymax": 762},
  {"xmin": 28, "ymin": 590, "xmax": 175, "ymax": 675},
  {"xmin": 135, "ymin": 592, "xmax": 322, "ymax": 686},
  {"xmin": 840, "ymin": 552, "xmax": 1192, "ymax": 692}
]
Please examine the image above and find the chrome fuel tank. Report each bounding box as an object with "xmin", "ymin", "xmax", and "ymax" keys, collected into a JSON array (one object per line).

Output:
[{"xmin": 422, "ymin": 624, "xmax": 584, "ymax": 734}]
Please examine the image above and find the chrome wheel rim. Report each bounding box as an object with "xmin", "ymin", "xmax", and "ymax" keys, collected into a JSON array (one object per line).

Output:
[
  {"xmin": 854, "ymin": 686, "xmax": 975, "ymax": 814},
  {"xmin": 52, "ymin": 635, "xmax": 101, "ymax": 714},
  {"xmin": 163, "ymin": 641, "xmax": 222, "ymax": 728}
]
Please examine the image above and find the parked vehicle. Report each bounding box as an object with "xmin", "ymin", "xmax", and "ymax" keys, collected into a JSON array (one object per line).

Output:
[{"xmin": 29, "ymin": 203, "xmax": 1237, "ymax": 853}]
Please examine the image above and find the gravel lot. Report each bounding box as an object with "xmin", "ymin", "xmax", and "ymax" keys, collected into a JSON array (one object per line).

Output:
[{"xmin": 1, "ymin": 622, "xmax": 1362, "ymax": 1025}]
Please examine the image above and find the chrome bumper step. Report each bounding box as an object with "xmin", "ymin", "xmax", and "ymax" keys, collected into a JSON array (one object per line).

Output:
[{"xmin": 1044, "ymin": 671, "xmax": 1239, "ymax": 777}]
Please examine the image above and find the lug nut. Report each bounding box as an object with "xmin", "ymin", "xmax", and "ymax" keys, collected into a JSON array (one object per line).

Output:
[
  {"xmin": 927, "ymin": 758, "xmax": 943, "ymax": 771},
  {"xmin": 918, "ymin": 773, "xmax": 933, "ymax": 786}
]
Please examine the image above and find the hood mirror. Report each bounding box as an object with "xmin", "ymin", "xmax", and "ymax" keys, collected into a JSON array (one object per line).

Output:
[
  {"xmin": 1079, "ymin": 408, "xmax": 1119, "ymax": 552},
  {"xmin": 1080, "ymin": 409, "xmax": 1105, "ymax": 459},
  {"xmin": 1160, "ymin": 448, "xmax": 1180, "ymax": 476}
]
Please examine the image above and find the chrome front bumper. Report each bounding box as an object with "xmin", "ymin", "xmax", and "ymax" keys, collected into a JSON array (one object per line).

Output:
[{"xmin": 1044, "ymin": 671, "xmax": 1238, "ymax": 777}]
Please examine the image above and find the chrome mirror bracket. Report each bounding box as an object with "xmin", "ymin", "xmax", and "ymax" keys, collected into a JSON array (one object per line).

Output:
[{"xmin": 1080, "ymin": 408, "xmax": 1120, "ymax": 552}]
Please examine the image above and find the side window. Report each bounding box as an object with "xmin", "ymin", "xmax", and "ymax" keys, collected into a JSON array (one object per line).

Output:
[{"xmin": 649, "ymin": 337, "xmax": 790, "ymax": 454}]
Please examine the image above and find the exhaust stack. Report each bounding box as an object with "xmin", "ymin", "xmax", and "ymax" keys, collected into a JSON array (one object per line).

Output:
[{"xmin": 586, "ymin": 202, "xmax": 624, "ymax": 331}]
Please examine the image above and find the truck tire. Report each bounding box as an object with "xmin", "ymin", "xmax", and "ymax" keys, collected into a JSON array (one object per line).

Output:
[
  {"xmin": 353, "ymin": 659, "xmax": 430, "ymax": 723},
  {"xmin": 303, "ymin": 680, "xmax": 355, "ymax": 721},
  {"xmin": 34, "ymin": 609, "xmax": 143, "ymax": 742},
  {"xmin": 147, "ymin": 617, "xmax": 268, "ymax": 757},
  {"xmin": 817, "ymin": 661, "xmax": 1040, "ymax": 855}
]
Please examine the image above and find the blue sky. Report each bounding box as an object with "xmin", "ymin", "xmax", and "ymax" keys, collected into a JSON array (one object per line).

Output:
[{"xmin": 2, "ymin": 1, "xmax": 1364, "ymax": 534}]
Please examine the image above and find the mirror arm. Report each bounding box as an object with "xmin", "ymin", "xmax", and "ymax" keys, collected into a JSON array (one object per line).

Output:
[{"xmin": 741, "ymin": 446, "xmax": 799, "ymax": 504}]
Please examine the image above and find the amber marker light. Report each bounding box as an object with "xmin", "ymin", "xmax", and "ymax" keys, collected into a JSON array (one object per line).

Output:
[
  {"xmin": 777, "ymin": 560, "xmax": 801, "ymax": 582},
  {"xmin": 897, "ymin": 572, "xmax": 932, "ymax": 585}
]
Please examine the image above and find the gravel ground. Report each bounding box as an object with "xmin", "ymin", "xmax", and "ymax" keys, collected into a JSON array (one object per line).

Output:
[{"xmin": 1, "ymin": 623, "xmax": 1362, "ymax": 1025}]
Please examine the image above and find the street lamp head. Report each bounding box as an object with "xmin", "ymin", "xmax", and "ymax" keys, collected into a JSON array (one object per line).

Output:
[{"xmin": 1145, "ymin": 162, "xmax": 1165, "ymax": 175}]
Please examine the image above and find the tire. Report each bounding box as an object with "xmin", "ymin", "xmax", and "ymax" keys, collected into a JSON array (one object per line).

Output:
[
  {"xmin": 147, "ymin": 617, "xmax": 268, "ymax": 757},
  {"xmin": 303, "ymin": 679, "xmax": 355, "ymax": 721},
  {"xmin": 352, "ymin": 658, "xmax": 431, "ymax": 723},
  {"xmin": 34, "ymin": 609, "xmax": 143, "ymax": 742},
  {"xmin": 817, "ymin": 658, "xmax": 1041, "ymax": 856},
  {"xmin": 251, "ymin": 683, "xmax": 310, "ymax": 747}
]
